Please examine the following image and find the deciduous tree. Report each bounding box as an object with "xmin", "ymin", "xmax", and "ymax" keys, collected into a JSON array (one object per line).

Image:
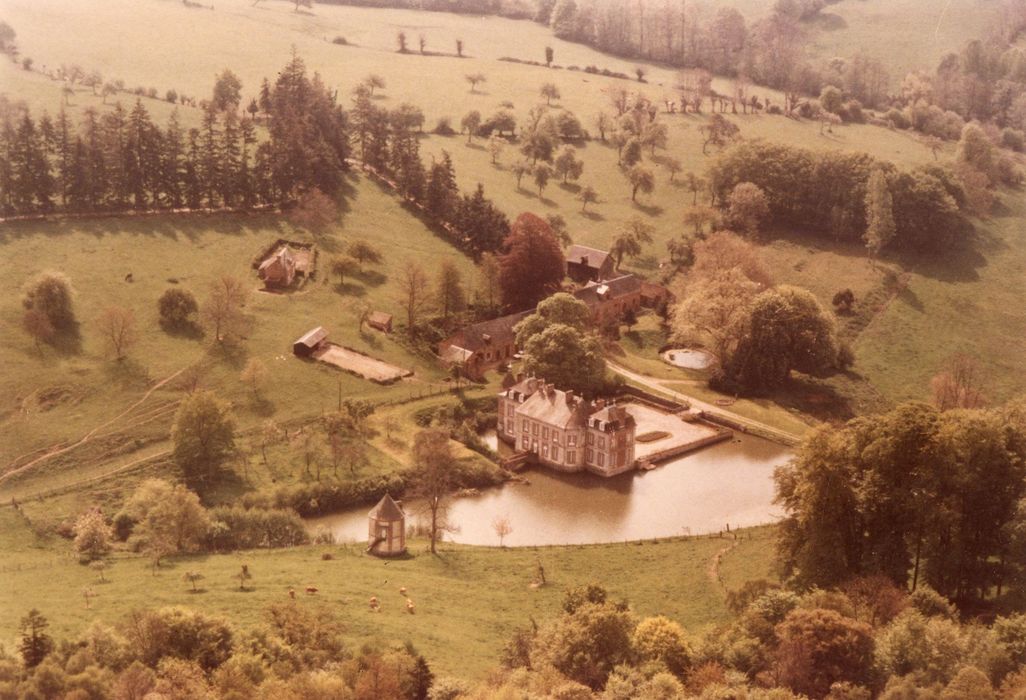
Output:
[
  {"xmin": 411, "ymin": 429, "xmax": 458, "ymax": 554},
  {"xmin": 171, "ymin": 391, "xmax": 236, "ymax": 484},
  {"xmin": 97, "ymin": 305, "xmax": 137, "ymax": 360}
]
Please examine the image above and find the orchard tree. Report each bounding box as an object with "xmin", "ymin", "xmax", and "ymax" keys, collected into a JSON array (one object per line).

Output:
[
  {"xmin": 347, "ymin": 239, "xmax": 382, "ymax": 268},
  {"xmin": 610, "ymin": 217, "xmax": 654, "ymax": 268},
  {"xmin": 488, "ymin": 134, "xmax": 504, "ymax": 164},
  {"xmin": 362, "ymin": 74, "xmax": 385, "ymax": 96},
  {"xmin": 540, "ymin": 82, "xmax": 561, "ymax": 106},
  {"xmin": 498, "ymin": 212, "xmax": 565, "ymax": 311},
  {"xmin": 201, "ymin": 275, "xmax": 249, "ymax": 345},
  {"xmin": 511, "ymin": 161, "xmax": 532, "ymax": 190},
  {"xmin": 546, "ymin": 214, "xmax": 572, "ymax": 247},
  {"xmin": 330, "ymin": 254, "xmax": 359, "ymax": 285},
  {"xmin": 240, "ymin": 358, "xmax": 269, "ymax": 397},
  {"xmin": 171, "ymin": 391, "xmax": 236, "ymax": 484},
  {"xmin": 461, "ymin": 110, "xmax": 482, "ymax": 143},
  {"xmin": 627, "ymin": 165, "xmax": 655, "ymax": 202},
  {"xmin": 465, "ymin": 73, "xmax": 486, "ymax": 92},
  {"xmin": 700, "ymin": 114, "xmax": 740, "ymax": 154},
  {"xmin": 578, "ymin": 184, "xmax": 598, "ymax": 211},
  {"xmin": 553, "ymin": 145, "xmax": 584, "ymax": 183},
  {"xmin": 534, "ymin": 163, "xmax": 552, "ymax": 197},
  {"xmin": 97, "ymin": 305, "xmax": 137, "ymax": 360}
]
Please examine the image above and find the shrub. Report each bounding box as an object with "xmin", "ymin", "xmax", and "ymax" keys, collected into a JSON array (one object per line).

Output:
[
  {"xmin": 165, "ymin": 89, "xmax": 178, "ymax": 103},
  {"xmin": 204, "ymin": 506, "xmax": 309, "ymax": 551},
  {"xmin": 885, "ymin": 108, "xmax": 910, "ymax": 130},
  {"xmin": 158, "ymin": 288, "xmax": 198, "ymax": 329},
  {"xmin": 433, "ymin": 117, "xmax": 456, "ymax": 136},
  {"xmin": 1001, "ymin": 127, "xmax": 1025, "ymax": 152},
  {"xmin": 331, "ymin": 35, "xmax": 348, "ymax": 45}
]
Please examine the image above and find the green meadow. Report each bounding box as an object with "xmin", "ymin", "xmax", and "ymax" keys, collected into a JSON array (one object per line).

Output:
[{"xmin": 0, "ymin": 506, "xmax": 776, "ymax": 679}]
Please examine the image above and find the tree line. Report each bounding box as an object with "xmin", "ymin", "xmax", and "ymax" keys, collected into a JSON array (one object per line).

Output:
[{"xmin": 0, "ymin": 53, "xmax": 349, "ymax": 217}]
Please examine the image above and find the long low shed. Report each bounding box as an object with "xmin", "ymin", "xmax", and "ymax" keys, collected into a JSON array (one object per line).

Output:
[{"xmin": 293, "ymin": 326, "xmax": 328, "ymax": 357}]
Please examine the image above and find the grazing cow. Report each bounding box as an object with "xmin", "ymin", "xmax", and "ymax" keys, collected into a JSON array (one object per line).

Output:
[
  {"xmin": 288, "ymin": 588, "xmax": 296, "ymax": 599},
  {"xmin": 305, "ymin": 586, "xmax": 318, "ymax": 595},
  {"xmin": 399, "ymin": 587, "xmax": 407, "ymax": 596},
  {"xmin": 406, "ymin": 598, "xmax": 415, "ymax": 614}
]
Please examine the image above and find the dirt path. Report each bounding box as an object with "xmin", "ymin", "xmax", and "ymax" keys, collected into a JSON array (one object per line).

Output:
[
  {"xmin": 707, "ymin": 537, "xmax": 742, "ymax": 592},
  {"xmin": 1, "ymin": 368, "xmax": 186, "ymax": 486},
  {"xmin": 607, "ymin": 361, "xmax": 802, "ymax": 445}
]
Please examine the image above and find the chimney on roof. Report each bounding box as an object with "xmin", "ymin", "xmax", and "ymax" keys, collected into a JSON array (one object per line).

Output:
[
  {"xmin": 565, "ymin": 390, "xmax": 575, "ymax": 406},
  {"xmin": 516, "ymin": 372, "xmax": 525, "ymax": 383},
  {"xmin": 595, "ymin": 399, "xmax": 606, "ymax": 410},
  {"xmin": 581, "ymin": 254, "xmax": 588, "ymax": 266}
]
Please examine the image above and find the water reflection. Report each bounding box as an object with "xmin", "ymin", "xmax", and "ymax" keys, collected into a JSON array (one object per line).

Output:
[{"xmin": 307, "ymin": 433, "xmax": 791, "ymax": 547}]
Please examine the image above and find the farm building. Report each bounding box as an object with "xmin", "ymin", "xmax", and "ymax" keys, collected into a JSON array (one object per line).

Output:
[
  {"xmin": 253, "ymin": 239, "xmax": 317, "ymax": 289},
  {"xmin": 367, "ymin": 494, "xmax": 406, "ymax": 557},
  {"xmin": 258, "ymin": 245, "xmax": 297, "ymax": 287},
  {"xmin": 437, "ymin": 310, "xmax": 531, "ymax": 379},
  {"xmin": 293, "ymin": 326, "xmax": 328, "ymax": 357},
  {"xmin": 573, "ymin": 274, "xmax": 644, "ymax": 325},
  {"xmin": 366, "ymin": 311, "xmax": 393, "ymax": 333},
  {"xmin": 566, "ymin": 245, "xmax": 615, "ymax": 284}
]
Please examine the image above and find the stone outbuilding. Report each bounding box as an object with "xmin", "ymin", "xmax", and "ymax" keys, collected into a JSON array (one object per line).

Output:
[
  {"xmin": 367, "ymin": 493, "xmax": 406, "ymax": 557},
  {"xmin": 293, "ymin": 326, "xmax": 328, "ymax": 357},
  {"xmin": 366, "ymin": 311, "xmax": 393, "ymax": 333}
]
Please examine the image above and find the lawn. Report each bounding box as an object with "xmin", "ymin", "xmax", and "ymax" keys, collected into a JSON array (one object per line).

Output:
[{"xmin": 0, "ymin": 507, "xmax": 776, "ymax": 679}]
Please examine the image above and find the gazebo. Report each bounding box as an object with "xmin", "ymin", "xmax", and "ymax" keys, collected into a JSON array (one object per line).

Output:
[{"xmin": 367, "ymin": 493, "xmax": 406, "ymax": 557}]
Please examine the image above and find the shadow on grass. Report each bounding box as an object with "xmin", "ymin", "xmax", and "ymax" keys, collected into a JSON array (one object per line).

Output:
[
  {"xmin": 582, "ymin": 210, "xmax": 605, "ymax": 221},
  {"xmin": 352, "ymin": 268, "xmax": 386, "ymax": 287},
  {"xmin": 632, "ymin": 201, "xmax": 663, "ymax": 216},
  {"xmin": 159, "ymin": 319, "xmax": 205, "ymax": 340},
  {"xmin": 334, "ymin": 282, "xmax": 367, "ymax": 297}
]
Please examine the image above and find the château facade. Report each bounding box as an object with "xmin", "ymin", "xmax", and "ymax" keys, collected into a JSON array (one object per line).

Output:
[{"xmin": 498, "ymin": 376, "xmax": 636, "ymax": 477}]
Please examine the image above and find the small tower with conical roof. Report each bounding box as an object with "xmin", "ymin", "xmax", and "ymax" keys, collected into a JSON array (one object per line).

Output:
[{"xmin": 367, "ymin": 493, "xmax": 406, "ymax": 557}]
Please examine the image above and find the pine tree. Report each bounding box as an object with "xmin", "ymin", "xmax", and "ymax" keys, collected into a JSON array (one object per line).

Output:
[
  {"xmin": 81, "ymin": 108, "xmax": 107, "ymax": 210},
  {"xmin": 54, "ymin": 109, "xmax": 73, "ymax": 206},
  {"xmin": 238, "ymin": 116, "xmax": 257, "ymax": 208},
  {"xmin": 103, "ymin": 103, "xmax": 129, "ymax": 208},
  {"xmin": 425, "ymin": 151, "xmax": 459, "ymax": 225},
  {"xmin": 199, "ymin": 105, "xmax": 222, "ymax": 208},
  {"xmin": 162, "ymin": 111, "xmax": 185, "ymax": 209},
  {"xmin": 184, "ymin": 128, "xmax": 203, "ymax": 210},
  {"xmin": 220, "ymin": 110, "xmax": 241, "ymax": 207}
]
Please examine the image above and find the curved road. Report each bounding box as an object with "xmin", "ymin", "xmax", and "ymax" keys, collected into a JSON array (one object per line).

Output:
[{"xmin": 608, "ymin": 361, "xmax": 804, "ymax": 446}]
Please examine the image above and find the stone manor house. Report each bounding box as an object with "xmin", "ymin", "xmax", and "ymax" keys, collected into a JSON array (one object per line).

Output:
[{"xmin": 498, "ymin": 375, "xmax": 637, "ymax": 477}]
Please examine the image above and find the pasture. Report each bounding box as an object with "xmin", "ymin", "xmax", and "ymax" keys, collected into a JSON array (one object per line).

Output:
[{"xmin": 0, "ymin": 506, "xmax": 776, "ymax": 679}]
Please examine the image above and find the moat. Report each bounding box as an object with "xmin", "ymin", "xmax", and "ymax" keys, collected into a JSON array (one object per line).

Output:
[{"xmin": 308, "ymin": 432, "xmax": 791, "ymax": 546}]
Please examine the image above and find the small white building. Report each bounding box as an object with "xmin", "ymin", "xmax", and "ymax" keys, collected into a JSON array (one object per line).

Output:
[{"xmin": 367, "ymin": 494, "xmax": 406, "ymax": 557}]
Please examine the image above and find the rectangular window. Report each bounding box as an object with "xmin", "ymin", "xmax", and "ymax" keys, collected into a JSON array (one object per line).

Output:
[
  {"xmin": 598, "ymin": 452, "xmax": 605, "ymax": 467},
  {"xmin": 542, "ymin": 444, "xmax": 549, "ymax": 458},
  {"xmin": 598, "ymin": 436, "xmax": 606, "ymax": 450},
  {"xmin": 586, "ymin": 448, "xmax": 593, "ymax": 463},
  {"xmin": 586, "ymin": 433, "xmax": 594, "ymax": 446},
  {"xmin": 552, "ymin": 446, "xmax": 560, "ymax": 461},
  {"xmin": 498, "ymin": 418, "xmax": 504, "ymax": 431},
  {"xmin": 568, "ymin": 434, "xmax": 577, "ymax": 446},
  {"xmin": 542, "ymin": 426, "xmax": 549, "ymax": 439},
  {"xmin": 508, "ymin": 405, "xmax": 514, "ymax": 417},
  {"xmin": 521, "ymin": 436, "xmax": 529, "ymax": 449},
  {"xmin": 522, "ymin": 421, "xmax": 528, "ymax": 433},
  {"xmin": 567, "ymin": 450, "xmax": 576, "ymax": 464},
  {"xmin": 532, "ymin": 422, "xmax": 539, "ymax": 435}
]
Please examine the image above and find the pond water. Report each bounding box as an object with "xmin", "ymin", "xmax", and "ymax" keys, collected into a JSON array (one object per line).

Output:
[
  {"xmin": 662, "ymin": 348, "xmax": 715, "ymax": 370},
  {"xmin": 307, "ymin": 433, "xmax": 791, "ymax": 547}
]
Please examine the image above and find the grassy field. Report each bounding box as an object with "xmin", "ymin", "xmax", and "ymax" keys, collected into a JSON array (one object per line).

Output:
[
  {"xmin": 0, "ymin": 173, "xmax": 485, "ymax": 506},
  {"xmin": 3, "ymin": 0, "xmax": 1025, "ymax": 453},
  {"xmin": 0, "ymin": 507, "xmax": 776, "ymax": 679}
]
